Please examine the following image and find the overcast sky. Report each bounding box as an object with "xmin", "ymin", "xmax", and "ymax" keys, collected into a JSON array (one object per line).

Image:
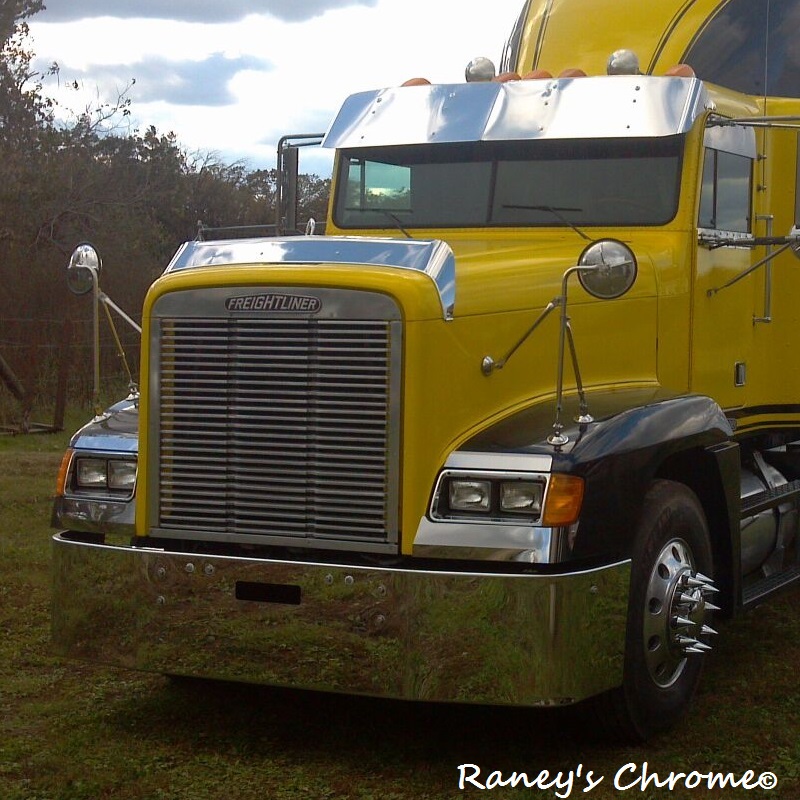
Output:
[{"xmin": 28, "ymin": 0, "xmax": 524, "ymax": 176}]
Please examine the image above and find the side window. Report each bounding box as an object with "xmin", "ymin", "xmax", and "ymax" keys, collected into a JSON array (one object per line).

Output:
[
  {"xmin": 698, "ymin": 149, "xmax": 752, "ymax": 233},
  {"xmin": 796, "ymin": 134, "xmax": 800, "ymax": 226},
  {"xmin": 698, "ymin": 153, "xmax": 716, "ymax": 229},
  {"xmin": 343, "ymin": 159, "xmax": 411, "ymax": 211}
]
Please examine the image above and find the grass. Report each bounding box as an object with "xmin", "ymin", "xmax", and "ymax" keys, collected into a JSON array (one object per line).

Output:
[{"xmin": 1, "ymin": 415, "xmax": 799, "ymax": 799}]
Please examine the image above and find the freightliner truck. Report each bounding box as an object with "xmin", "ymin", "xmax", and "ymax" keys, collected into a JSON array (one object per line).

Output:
[{"xmin": 52, "ymin": 0, "xmax": 800, "ymax": 740}]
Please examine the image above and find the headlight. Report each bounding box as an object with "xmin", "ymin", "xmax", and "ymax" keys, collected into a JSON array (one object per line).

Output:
[
  {"xmin": 500, "ymin": 481, "xmax": 543, "ymax": 514},
  {"xmin": 449, "ymin": 479, "xmax": 492, "ymax": 513},
  {"xmin": 108, "ymin": 459, "xmax": 137, "ymax": 491},
  {"xmin": 432, "ymin": 471, "xmax": 581, "ymax": 525},
  {"xmin": 69, "ymin": 454, "xmax": 137, "ymax": 497},
  {"xmin": 435, "ymin": 472, "xmax": 547, "ymax": 522},
  {"xmin": 76, "ymin": 458, "xmax": 108, "ymax": 488}
]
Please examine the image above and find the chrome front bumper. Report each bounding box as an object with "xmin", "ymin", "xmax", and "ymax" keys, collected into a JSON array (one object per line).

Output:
[{"xmin": 52, "ymin": 533, "xmax": 630, "ymax": 706}]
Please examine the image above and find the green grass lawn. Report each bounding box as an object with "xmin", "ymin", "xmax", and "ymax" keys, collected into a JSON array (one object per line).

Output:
[{"xmin": 1, "ymin": 424, "xmax": 799, "ymax": 799}]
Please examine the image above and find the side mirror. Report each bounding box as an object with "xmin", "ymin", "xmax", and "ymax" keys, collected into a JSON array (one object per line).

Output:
[
  {"xmin": 577, "ymin": 239, "xmax": 638, "ymax": 299},
  {"xmin": 790, "ymin": 226, "xmax": 800, "ymax": 259},
  {"xmin": 67, "ymin": 243, "xmax": 102, "ymax": 296}
]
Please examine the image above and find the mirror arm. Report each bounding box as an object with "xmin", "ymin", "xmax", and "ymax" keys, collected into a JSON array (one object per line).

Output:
[
  {"xmin": 548, "ymin": 266, "xmax": 595, "ymax": 446},
  {"xmin": 706, "ymin": 241, "xmax": 794, "ymax": 298},
  {"xmin": 98, "ymin": 291, "xmax": 142, "ymax": 335},
  {"xmin": 481, "ymin": 298, "xmax": 560, "ymax": 376},
  {"xmin": 481, "ymin": 264, "xmax": 596, "ymax": 448},
  {"xmin": 565, "ymin": 320, "xmax": 592, "ymax": 424}
]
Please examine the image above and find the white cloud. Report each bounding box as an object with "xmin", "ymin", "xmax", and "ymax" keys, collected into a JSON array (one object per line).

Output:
[
  {"xmin": 38, "ymin": 0, "xmax": 380, "ymax": 24},
  {"xmin": 29, "ymin": 0, "xmax": 525, "ymax": 173}
]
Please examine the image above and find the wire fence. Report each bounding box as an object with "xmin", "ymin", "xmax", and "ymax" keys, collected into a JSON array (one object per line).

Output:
[{"xmin": 0, "ymin": 316, "xmax": 140, "ymax": 431}]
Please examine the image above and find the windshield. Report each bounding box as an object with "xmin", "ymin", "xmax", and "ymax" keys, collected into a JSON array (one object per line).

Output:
[{"xmin": 334, "ymin": 136, "xmax": 683, "ymax": 230}]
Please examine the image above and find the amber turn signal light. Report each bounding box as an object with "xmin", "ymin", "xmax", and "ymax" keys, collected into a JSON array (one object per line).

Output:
[{"xmin": 542, "ymin": 473, "xmax": 585, "ymax": 526}]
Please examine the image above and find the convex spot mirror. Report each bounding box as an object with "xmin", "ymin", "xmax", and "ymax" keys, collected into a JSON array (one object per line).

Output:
[
  {"xmin": 578, "ymin": 239, "xmax": 638, "ymax": 299},
  {"xmin": 789, "ymin": 226, "xmax": 800, "ymax": 260},
  {"xmin": 67, "ymin": 243, "xmax": 102, "ymax": 296}
]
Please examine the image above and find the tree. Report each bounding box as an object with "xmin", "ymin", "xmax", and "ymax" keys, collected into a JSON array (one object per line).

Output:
[
  {"xmin": 0, "ymin": 0, "xmax": 43, "ymax": 46},
  {"xmin": 296, "ymin": 172, "xmax": 331, "ymax": 226},
  {"xmin": 0, "ymin": 13, "xmax": 51, "ymax": 146},
  {"xmin": 0, "ymin": 1, "xmax": 332, "ymax": 411}
]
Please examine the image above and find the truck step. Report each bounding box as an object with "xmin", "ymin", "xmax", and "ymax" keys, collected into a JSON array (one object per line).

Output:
[
  {"xmin": 740, "ymin": 479, "xmax": 800, "ymax": 517},
  {"xmin": 742, "ymin": 563, "xmax": 800, "ymax": 607}
]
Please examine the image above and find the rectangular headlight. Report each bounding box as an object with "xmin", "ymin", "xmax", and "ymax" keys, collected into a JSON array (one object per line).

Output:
[
  {"xmin": 449, "ymin": 479, "xmax": 491, "ymax": 513},
  {"xmin": 500, "ymin": 481, "xmax": 543, "ymax": 515},
  {"xmin": 108, "ymin": 460, "xmax": 137, "ymax": 490},
  {"xmin": 433, "ymin": 470, "xmax": 549, "ymax": 523},
  {"xmin": 71, "ymin": 455, "xmax": 137, "ymax": 495},
  {"xmin": 75, "ymin": 458, "xmax": 108, "ymax": 488}
]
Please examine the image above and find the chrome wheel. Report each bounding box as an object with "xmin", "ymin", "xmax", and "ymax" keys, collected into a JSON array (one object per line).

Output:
[{"xmin": 643, "ymin": 537, "xmax": 719, "ymax": 688}]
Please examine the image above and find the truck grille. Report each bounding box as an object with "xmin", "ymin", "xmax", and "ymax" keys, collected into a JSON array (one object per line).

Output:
[{"xmin": 153, "ymin": 308, "xmax": 400, "ymax": 548}]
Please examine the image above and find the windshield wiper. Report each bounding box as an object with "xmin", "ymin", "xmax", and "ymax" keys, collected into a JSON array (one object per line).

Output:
[
  {"xmin": 346, "ymin": 208, "xmax": 413, "ymax": 239},
  {"xmin": 378, "ymin": 210, "xmax": 413, "ymax": 239},
  {"xmin": 503, "ymin": 204, "xmax": 591, "ymax": 241}
]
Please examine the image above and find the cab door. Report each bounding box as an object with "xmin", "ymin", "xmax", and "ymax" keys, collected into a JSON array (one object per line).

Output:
[{"xmin": 690, "ymin": 124, "xmax": 758, "ymax": 411}]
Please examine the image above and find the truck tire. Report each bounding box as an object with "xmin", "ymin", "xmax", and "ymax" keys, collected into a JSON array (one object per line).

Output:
[{"xmin": 600, "ymin": 479, "xmax": 716, "ymax": 741}]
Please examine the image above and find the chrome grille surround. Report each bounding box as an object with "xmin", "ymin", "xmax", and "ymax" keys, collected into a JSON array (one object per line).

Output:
[{"xmin": 148, "ymin": 287, "xmax": 402, "ymax": 553}]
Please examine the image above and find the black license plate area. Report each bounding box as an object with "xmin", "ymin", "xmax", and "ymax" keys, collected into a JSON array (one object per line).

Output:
[{"xmin": 235, "ymin": 581, "xmax": 301, "ymax": 605}]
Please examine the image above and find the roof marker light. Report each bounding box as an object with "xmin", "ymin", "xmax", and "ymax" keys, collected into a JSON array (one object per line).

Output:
[
  {"xmin": 558, "ymin": 68, "xmax": 588, "ymax": 78},
  {"xmin": 607, "ymin": 49, "xmax": 641, "ymax": 75},
  {"xmin": 664, "ymin": 64, "xmax": 696, "ymax": 77},
  {"xmin": 494, "ymin": 71, "xmax": 522, "ymax": 83},
  {"xmin": 465, "ymin": 57, "xmax": 496, "ymax": 82},
  {"xmin": 523, "ymin": 69, "xmax": 553, "ymax": 80}
]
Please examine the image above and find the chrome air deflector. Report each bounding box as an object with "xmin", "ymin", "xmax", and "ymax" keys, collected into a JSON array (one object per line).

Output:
[
  {"xmin": 164, "ymin": 236, "xmax": 456, "ymax": 320},
  {"xmin": 323, "ymin": 76, "xmax": 710, "ymax": 149}
]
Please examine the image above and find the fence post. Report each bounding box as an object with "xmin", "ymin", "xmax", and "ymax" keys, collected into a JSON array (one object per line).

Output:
[{"xmin": 53, "ymin": 318, "xmax": 72, "ymax": 432}]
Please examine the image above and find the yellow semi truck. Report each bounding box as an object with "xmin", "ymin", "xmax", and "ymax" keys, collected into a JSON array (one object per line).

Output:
[{"xmin": 52, "ymin": 0, "xmax": 800, "ymax": 740}]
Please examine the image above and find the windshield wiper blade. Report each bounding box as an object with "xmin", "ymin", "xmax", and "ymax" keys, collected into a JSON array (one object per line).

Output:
[{"xmin": 503, "ymin": 204, "xmax": 591, "ymax": 241}]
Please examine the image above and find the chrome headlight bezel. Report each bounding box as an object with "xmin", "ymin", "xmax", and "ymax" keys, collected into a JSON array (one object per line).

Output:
[
  {"xmin": 67, "ymin": 452, "xmax": 138, "ymax": 500},
  {"xmin": 432, "ymin": 470, "xmax": 546, "ymax": 524}
]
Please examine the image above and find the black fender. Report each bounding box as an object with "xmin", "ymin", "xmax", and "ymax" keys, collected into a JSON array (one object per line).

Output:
[{"xmin": 460, "ymin": 390, "xmax": 739, "ymax": 586}]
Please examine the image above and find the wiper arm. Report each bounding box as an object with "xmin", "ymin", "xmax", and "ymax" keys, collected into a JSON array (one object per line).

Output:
[
  {"xmin": 503, "ymin": 204, "xmax": 591, "ymax": 241},
  {"xmin": 379, "ymin": 210, "xmax": 413, "ymax": 239},
  {"xmin": 345, "ymin": 207, "xmax": 414, "ymax": 239}
]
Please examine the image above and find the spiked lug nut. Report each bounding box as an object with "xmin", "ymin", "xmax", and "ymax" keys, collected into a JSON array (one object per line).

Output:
[{"xmin": 645, "ymin": 540, "xmax": 720, "ymax": 687}]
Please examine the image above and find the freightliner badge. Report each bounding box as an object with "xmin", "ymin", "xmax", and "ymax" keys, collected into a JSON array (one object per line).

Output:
[{"xmin": 225, "ymin": 294, "xmax": 322, "ymax": 313}]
